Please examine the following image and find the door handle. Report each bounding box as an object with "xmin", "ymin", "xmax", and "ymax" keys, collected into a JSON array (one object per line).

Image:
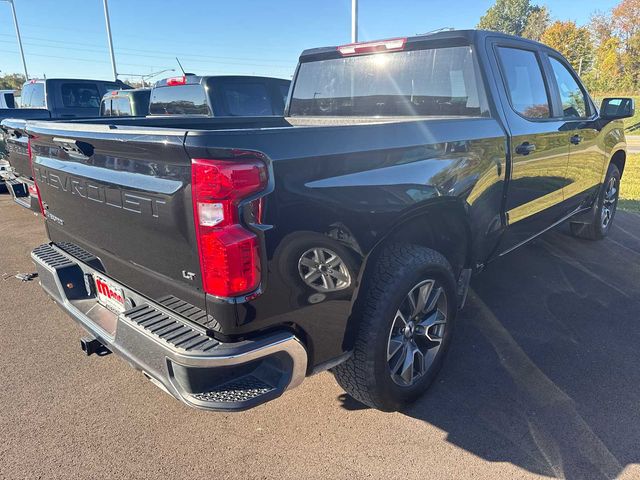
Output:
[
  {"xmin": 53, "ymin": 137, "xmax": 94, "ymax": 158},
  {"xmin": 515, "ymin": 142, "xmax": 536, "ymax": 155},
  {"xmin": 570, "ymin": 134, "xmax": 582, "ymax": 145}
]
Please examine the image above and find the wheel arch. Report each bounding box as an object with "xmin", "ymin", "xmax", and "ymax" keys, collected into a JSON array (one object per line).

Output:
[
  {"xmin": 610, "ymin": 149, "xmax": 626, "ymax": 177},
  {"xmin": 349, "ymin": 198, "xmax": 472, "ymax": 323}
]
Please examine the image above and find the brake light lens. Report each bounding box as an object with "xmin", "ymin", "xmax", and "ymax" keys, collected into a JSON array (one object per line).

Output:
[
  {"xmin": 166, "ymin": 76, "xmax": 187, "ymax": 86},
  {"xmin": 338, "ymin": 37, "xmax": 407, "ymax": 56},
  {"xmin": 27, "ymin": 138, "xmax": 46, "ymax": 216},
  {"xmin": 191, "ymin": 158, "xmax": 268, "ymax": 297}
]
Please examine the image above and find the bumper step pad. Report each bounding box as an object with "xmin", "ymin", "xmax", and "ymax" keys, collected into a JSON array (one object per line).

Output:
[
  {"xmin": 123, "ymin": 303, "xmax": 219, "ymax": 353},
  {"xmin": 191, "ymin": 375, "xmax": 275, "ymax": 403}
]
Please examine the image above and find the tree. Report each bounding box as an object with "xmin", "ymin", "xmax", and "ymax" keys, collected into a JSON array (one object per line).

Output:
[
  {"xmin": 606, "ymin": 0, "xmax": 640, "ymax": 91},
  {"xmin": 477, "ymin": 0, "xmax": 545, "ymax": 37},
  {"xmin": 612, "ymin": 0, "xmax": 640, "ymax": 41},
  {"xmin": 583, "ymin": 37, "xmax": 623, "ymax": 92},
  {"xmin": 0, "ymin": 73, "xmax": 26, "ymax": 91},
  {"xmin": 522, "ymin": 6, "xmax": 550, "ymax": 41},
  {"xmin": 589, "ymin": 11, "xmax": 614, "ymax": 47},
  {"xmin": 540, "ymin": 21, "xmax": 593, "ymax": 74}
]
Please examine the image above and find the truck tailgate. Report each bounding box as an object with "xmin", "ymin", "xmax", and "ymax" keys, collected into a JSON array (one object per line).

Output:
[
  {"xmin": 27, "ymin": 122, "xmax": 206, "ymax": 310},
  {"xmin": 1, "ymin": 119, "xmax": 31, "ymax": 178}
]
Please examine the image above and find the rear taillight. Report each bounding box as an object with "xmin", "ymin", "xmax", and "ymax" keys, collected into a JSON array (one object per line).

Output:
[
  {"xmin": 166, "ymin": 76, "xmax": 187, "ymax": 86},
  {"xmin": 191, "ymin": 158, "xmax": 268, "ymax": 298},
  {"xmin": 27, "ymin": 138, "xmax": 46, "ymax": 216}
]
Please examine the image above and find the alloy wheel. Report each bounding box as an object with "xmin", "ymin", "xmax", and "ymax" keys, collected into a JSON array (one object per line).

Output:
[
  {"xmin": 386, "ymin": 279, "xmax": 448, "ymax": 387},
  {"xmin": 298, "ymin": 247, "xmax": 352, "ymax": 292},
  {"xmin": 601, "ymin": 176, "xmax": 619, "ymax": 229}
]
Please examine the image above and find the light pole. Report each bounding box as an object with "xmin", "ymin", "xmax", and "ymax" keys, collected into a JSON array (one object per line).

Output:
[
  {"xmin": 351, "ymin": 0, "xmax": 358, "ymax": 43},
  {"xmin": 103, "ymin": 0, "xmax": 118, "ymax": 81},
  {"xmin": 1, "ymin": 0, "xmax": 28, "ymax": 79}
]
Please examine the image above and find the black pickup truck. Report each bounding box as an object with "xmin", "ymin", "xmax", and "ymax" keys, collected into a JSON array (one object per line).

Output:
[{"xmin": 25, "ymin": 30, "xmax": 632, "ymax": 412}]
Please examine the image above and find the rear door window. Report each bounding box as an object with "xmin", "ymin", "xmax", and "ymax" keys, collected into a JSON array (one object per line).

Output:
[
  {"xmin": 149, "ymin": 85, "xmax": 210, "ymax": 115},
  {"xmin": 60, "ymin": 83, "xmax": 101, "ymax": 108},
  {"xmin": 219, "ymin": 83, "xmax": 274, "ymax": 116},
  {"xmin": 497, "ymin": 47, "xmax": 550, "ymax": 119}
]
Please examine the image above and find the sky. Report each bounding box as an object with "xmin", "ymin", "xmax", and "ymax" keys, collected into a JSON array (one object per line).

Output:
[{"xmin": 0, "ymin": 0, "xmax": 623, "ymax": 83}]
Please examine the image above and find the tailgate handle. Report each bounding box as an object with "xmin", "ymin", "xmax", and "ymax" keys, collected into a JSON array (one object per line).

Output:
[{"xmin": 53, "ymin": 137, "xmax": 94, "ymax": 158}]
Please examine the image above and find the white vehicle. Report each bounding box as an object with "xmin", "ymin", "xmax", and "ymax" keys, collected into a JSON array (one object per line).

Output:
[{"xmin": 0, "ymin": 90, "xmax": 15, "ymax": 109}]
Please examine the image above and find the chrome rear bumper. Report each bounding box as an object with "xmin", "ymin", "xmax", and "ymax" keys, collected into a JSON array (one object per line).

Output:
[{"xmin": 31, "ymin": 243, "xmax": 307, "ymax": 411}]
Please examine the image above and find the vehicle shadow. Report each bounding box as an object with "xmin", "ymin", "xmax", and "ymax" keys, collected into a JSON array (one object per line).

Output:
[{"xmin": 341, "ymin": 212, "xmax": 640, "ymax": 479}]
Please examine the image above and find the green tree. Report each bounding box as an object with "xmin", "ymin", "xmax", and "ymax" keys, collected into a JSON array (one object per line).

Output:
[
  {"xmin": 540, "ymin": 21, "xmax": 593, "ymax": 74},
  {"xmin": 0, "ymin": 73, "xmax": 26, "ymax": 91},
  {"xmin": 522, "ymin": 6, "xmax": 550, "ymax": 41},
  {"xmin": 477, "ymin": 0, "xmax": 545, "ymax": 37},
  {"xmin": 583, "ymin": 37, "xmax": 623, "ymax": 92}
]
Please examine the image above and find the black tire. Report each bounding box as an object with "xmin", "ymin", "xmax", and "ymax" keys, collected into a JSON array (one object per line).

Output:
[
  {"xmin": 570, "ymin": 163, "xmax": 621, "ymax": 241},
  {"xmin": 332, "ymin": 244, "xmax": 457, "ymax": 411}
]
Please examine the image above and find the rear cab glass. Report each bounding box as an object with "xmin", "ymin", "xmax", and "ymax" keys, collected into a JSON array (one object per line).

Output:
[
  {"xmin": 149, "ymin": 84, "xmax": 210, "ymax": 115},
  {"xmin": 20, "ymin": 82, "xmax": 46, "ymax": 108},
  {"xmin": 60, "ymin": 83, "xmax": 101, "ymax": 109},
  {"xmin": 289, "ymin": 45, "xmax": 489, "ymax": 117},
  {"xmin": 218, "ymin": 82, "xmax": 274, "ymax": 116},
  {"xmin": 101, "ymin": 96, "xmax": 132, "ymax": 116}
]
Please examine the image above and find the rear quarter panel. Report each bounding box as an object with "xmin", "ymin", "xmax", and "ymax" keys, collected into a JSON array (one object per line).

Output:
[{"xmin": 185, "ymin": 117, "xmax": 507, "ymax": 367}]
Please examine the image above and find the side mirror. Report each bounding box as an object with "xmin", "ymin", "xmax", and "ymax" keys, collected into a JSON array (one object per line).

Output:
[{"xmin": 600, "ymin": 97, "xmax": 635, "ymax": 120}]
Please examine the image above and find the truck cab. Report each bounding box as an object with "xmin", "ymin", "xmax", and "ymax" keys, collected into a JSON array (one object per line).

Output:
[{"xmin": 100, "ymin": 88, "xmax": 152, "ymax": 117}]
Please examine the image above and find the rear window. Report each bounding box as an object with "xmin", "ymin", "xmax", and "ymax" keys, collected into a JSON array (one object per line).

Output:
[
  {"xmin": 61, "ymin": 83, "xmax": 101, "ymax": 108},
  {"xmin": 21, "ymin": 83, "xmax": 46, "ymax": 108},
  {"xmin": 289, "ymin": 45, "xmax": 489, "ymax": 117},
  {"xmin": 101, "ymin": 96, "xmax": 132, "ymax": 116},
  {"xmin": 3, "ymin": 92, "xmax": 15, "ymax": 109},
  {"xmin": 149, "ymin": 84, "xmax": 210, "ymax": 115},
  {"xmin": 219, "ymin": 82, "xmax": 273, "ymax": 116}
]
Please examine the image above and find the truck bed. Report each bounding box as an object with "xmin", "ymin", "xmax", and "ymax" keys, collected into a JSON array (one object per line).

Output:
[{"xmin": 27, "ymin": 114, "xmax": 506, "ymax": 362}]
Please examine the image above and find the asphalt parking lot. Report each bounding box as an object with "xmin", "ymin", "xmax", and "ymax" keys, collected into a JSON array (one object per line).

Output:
[{"xmin": 1, "ymin": 193, "xmax": 640, "ymax": 480}]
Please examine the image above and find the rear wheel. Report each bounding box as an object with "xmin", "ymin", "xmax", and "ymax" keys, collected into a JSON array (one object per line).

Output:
[
  {"xmin": 570, "ymin": 163, "xmax": 621, "ymax": 240},
  {"xmin": 333, "ymin": 244, "xmax": 457, "ymax": 411}
]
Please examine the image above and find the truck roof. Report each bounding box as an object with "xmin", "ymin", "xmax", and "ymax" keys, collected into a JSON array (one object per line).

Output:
[
  {"xmin": 299, "ymin": 29, "xmax": 551, "ymax": 61},
  {"xmin": 153, "ymin": 75, "xmax": 289, "ymax": 88},
  {"xmin": 24, "ymin": 78, "xmax": 129, "ymax": 83}
]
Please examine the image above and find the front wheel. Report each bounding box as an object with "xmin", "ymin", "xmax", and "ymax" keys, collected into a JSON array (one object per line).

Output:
[
  {"xmin": 570, "ymin": 163, "xmax": 621, "ymax": 241},
  {"xmin": 332, "ymin": 244, "xmax": 457, "ymax": 411}
]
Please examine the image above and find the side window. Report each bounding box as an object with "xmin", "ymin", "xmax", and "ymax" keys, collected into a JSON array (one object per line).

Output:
[
  {"xmin": 497, "ymin": 47, "xmax": 550, "ymax": 119},
  {"xmin": 549, "ymin": 57, "xmax": 588, "ymax": 119}
]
